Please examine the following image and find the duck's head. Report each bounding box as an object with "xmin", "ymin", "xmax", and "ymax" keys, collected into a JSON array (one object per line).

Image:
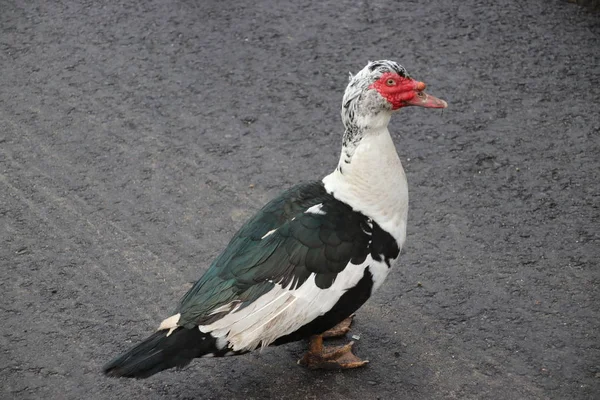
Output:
[{"xmin": 342, "ymin": 60, "xmax": 447, "ymax": 133}]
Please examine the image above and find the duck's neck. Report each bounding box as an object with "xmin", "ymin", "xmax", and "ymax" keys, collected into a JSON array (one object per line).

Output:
[{"xmin": 322, "ymin": 126, "xmax": 408, "ymax": 248}]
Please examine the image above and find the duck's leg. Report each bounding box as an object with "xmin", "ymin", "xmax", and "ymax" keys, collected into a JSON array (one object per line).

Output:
[
  {"xmin": 298, "ymin": 334, "xmax": 368, "ymax": 370},
  {"xmin": 321, "ymin": 314, "xmax": 355, "ymax": 338}
]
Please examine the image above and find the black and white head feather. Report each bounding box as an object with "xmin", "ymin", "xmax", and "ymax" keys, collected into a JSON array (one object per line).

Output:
[{"xmin": 341, "ymin": 60, "xmax": 410, "ymax": 149}]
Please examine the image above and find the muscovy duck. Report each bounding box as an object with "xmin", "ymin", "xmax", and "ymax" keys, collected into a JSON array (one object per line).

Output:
[{"xmin": 103, "ymin": 60, "xmax": 447, "ymax": 378}]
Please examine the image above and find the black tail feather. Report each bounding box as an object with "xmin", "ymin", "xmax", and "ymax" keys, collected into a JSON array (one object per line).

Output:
[{"xmin": 103, "ymin": 327, "xmax": 218, "ymax": 379}]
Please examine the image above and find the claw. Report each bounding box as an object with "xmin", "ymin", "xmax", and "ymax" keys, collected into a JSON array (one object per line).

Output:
[{"xmin": 298, "ymin": 334, "xmax": 369, "ymax": 370}]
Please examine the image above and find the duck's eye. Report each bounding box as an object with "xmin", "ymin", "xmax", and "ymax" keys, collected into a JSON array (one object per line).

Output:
[{"xmin": 386, "ymin": 79, "xmax": 396, "ymax": 86}]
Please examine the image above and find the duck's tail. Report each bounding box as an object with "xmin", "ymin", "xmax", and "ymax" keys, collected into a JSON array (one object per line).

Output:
[{"xmin": 103, "ymin": 327, "xmax": 220, "ymax": 379}]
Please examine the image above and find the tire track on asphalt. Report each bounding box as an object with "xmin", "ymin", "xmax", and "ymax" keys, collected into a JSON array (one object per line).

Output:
[
  {"xmin": 3, "ymin": 112, "xmax": 258, "ymax": 260},
  {"xmin": 0, "ymin": 175, "xmax": 102, "ymax": 382},
  {"xmin": 0, "ymin": 168, "xmax": 158, "ymax": 322}
]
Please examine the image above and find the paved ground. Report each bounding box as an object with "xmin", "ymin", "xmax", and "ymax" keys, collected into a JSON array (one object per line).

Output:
[{"xmin": 1, "ymin": 0, "xmax": 599, "ymax": 399}]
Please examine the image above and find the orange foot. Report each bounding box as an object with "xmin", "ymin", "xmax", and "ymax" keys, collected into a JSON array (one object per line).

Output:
[
  {"xmin": 298, "ymin": 334, "xmax": 369, "ymax": 370},
  {"xmin": 321, "ymin": 314, "xmax": 355, "ymax": 338}
]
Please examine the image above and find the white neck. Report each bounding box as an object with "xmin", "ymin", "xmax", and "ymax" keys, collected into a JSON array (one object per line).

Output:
[{"xmin": 322, "ymin": 127, "xmax": 408, "ymax": 248}]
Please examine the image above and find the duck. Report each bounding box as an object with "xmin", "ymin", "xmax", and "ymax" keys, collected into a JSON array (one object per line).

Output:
[{"xmin": 103, "ymin": 60, "xmax": 447, "ymax": 378}]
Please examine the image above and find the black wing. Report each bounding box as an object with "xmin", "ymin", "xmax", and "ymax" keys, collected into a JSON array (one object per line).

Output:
[{"xmin": 175, "ymin": 181, "xmax": 397, "ymax": 328}]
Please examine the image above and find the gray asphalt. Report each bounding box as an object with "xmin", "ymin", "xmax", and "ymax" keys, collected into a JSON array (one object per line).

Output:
[{"xmin": 1, "ymin": 1, "xmax": 599, "ymax": 399}]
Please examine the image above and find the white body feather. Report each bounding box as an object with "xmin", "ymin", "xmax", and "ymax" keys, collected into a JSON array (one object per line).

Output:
[{"xmin": 323, "ymin": 126, "xmax": 409, "ymax": 247}]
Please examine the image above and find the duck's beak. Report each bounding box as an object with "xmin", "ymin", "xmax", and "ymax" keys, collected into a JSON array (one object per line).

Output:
[{"xmin": 403, "ymin": 81, "xmax": 448, "ymax": 109}]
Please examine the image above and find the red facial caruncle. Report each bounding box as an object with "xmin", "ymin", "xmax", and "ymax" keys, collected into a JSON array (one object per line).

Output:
[{"xmin": 369, "ymin": 72, "xmax": 447, "ymax": 110}]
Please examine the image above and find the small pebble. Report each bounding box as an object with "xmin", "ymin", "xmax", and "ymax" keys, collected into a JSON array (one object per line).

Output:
[
  {"xmin": 351, "ymin": 334, "xmax": 360, "ymax": 340},
  {"xmin": 367, "ymin": 380, "xmax": 377, "ymax": 386}
]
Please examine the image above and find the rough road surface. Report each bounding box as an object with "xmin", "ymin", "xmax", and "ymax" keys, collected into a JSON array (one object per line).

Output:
[{"xmin": 1, "ymin": 1, "xmax": 599, "ymax": 399}]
